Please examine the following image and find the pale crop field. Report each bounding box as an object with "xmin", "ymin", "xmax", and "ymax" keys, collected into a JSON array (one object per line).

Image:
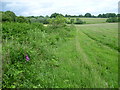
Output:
[
  {"xmin": 66, "ymin": 17, "xmax": 108, "ymax": 24},
  {"xmin": 79, "ymin": 18, "xmax": 107, "ymax": 24}
]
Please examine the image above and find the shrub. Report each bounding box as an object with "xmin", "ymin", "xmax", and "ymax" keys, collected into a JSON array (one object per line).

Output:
[
  {"xmin": 2, "ymin": 23, "xmax": 30, "ymax": 39},
  {"xmin": 66, "ymin": 21, "xmax": 72, "ymax": 24},
  {"xmin": 106, "ymin": 17, "xmax": 118, "ymax": 23},
  {"xmin": 16, "ymin": 16, "xmax": 30, "ymax": 23},
  {"xmin": 70, "ymin": 19, "xmax": 74, "ymax": 24},
  {"xmin": 2, "ymin": 22, "xmax": 44, "ymax": 40},
  {"xmin": 74, "ymin": 18, "xmax": 86, "ymax": 24},
  {"xmin": 2, "ymin": 22, "xmax": 75, "ymax": 88},
  {"xmin": 2, "ymin": 11, "xmax": 16, "ymax": 22},
  {"xmin": 49, "ymin": 15, "xmax": 66, "ymax": 28}
]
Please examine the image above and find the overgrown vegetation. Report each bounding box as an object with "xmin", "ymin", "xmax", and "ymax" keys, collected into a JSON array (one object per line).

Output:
[
  {"xmin": 74, "ymin": 18, "xmax": 86, "ymax": 24},
  {"xmin": 2, "ymin": 22, "xmax": 75, "ymax": 88},
  {"xmin": 1, "ymin": 10, "xmax": 118, "ymax": 88},
  {"xmin": 1, "ymin": 11, "xmax": 118, "ymax": 24},
  {"xmin": 106, "ymin": 17, "xmax": 118, "ymax": 23}
]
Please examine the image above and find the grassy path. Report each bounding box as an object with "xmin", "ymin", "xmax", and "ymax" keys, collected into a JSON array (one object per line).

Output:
[
  {"xmin": 75, "ymin": 28, "xmax": 88, "ymax": 63},
  {"xmin": 75, "ymin": 26, "xmax": 108, "ymax": 88},
  {"xmin": 74, "ymin": 24, "xmax": 118, "ymax": 88},
  {"xmin": 50, "ymin": 23, "xmax": 118, "ymax": 88}
]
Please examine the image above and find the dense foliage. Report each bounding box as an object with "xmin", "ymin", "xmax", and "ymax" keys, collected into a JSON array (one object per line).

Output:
[
  {"xmin": 49, "ymin": 15, "xmax": 66, "ymax": 28},
  {"xmin": 50, "ymin": 13, "xmax": 64, "ymax": 18},
  {"xmin": 1, "ymin": 11, "xmax": 29, "ymax": 23},
  {"xmin": 65, "ymin": 13, "xmax": 118, "ymax": 18},
  {"xmin": 74, "ymin": 18, "xmax": 86, "ymax": 24},
  {"xmin": 2, "ymin": 11, "xmax": 16, "ymax": 22},
  {"xmin": 98, "ymin": 13, "xmax": 117, "ymax": 18},
  {"xmin": 84, "ymin": 13, "xmax": 92, "ymax": 17},
  {"xmin": 16, "ymin": 16, "xmax": 30, "ymax": 23},
  {"xmin": 106, "ymin": 17, "xmax": 118, "ymax": 23},
  {"xmin": 1, "ymin": 10, "xmax": 118, "ymax": 88},
  {"xmin": 1, "ymin": 11, "xmax": 81, "ymax": 24},
  {"xmin": 29, "ymin": 16, "xmax": 49, "ymax": 24},
  {"xmin": 66, "ymin": 18, "xmax": 86, "ymax": 24},
  {"xmin": 1, "ymin": 11, "xmax": 118, "ymax": 24},
  {"xmin": 2, "ymin": 22, "xmax": 75, "ymax": 88}
]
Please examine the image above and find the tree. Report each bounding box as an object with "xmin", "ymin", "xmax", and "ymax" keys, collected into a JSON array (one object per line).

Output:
[
  {"xmin": 37, "ymin": 17, "xmax": 49, "ymax": 24},
  {"xmin": 84, "ymin": 13, "xmax": 91, "ymax": 17},
  {"xmin": 106, "ymin": 17, "xmax": 118, "ymax": 23},
  {"xmin": 30, "ymin": 18, "xmax": 37, "ymax": 23},
  {"xmin": 117, "ymin": 14, "xmax": 120, "ymax": 17},
  {"xmin": 16, "ymin": 16, "xmax": 29, "ymax": 23},
  {"xmin": 78, "ymin": 15, "xmax": 83, "ymax": 17},
  {"xmin": 65, "ymin": 14, "xmax": 68, "ymax": 17},
  {"xmin": 43, "ymin": 16, "xmax": 49, "ymax": 24},
  {"xmin": 49, "ymin": 15, "xmax": 66, "ymax": 28},
  {"xmin": 102, "ymin": 14, "xmax": 107, "ymax": 18},
  {"xmin": 106, "ymin": 13, "xmax": 116, "ymax": 18},
  {"xmin": 98, "ymin": 14, "xmax": 102, "ymax": 18},
  {"xmin": 45, "ymin": 15, "xmax": 49, "ymax": 18},
  {"xmin": 2, "ymin": 11, "xmax": 16, "ymax": 22},
  {"xmin": 39, "ymin": 15, "xmax": 44, "ymax": 18},
  {"xmin": 0, "ymin": 11, "xmax": 3, "ymax": 22},
  {"xmin": 97, "ymin": 13, "xmax": 117, "ymax": 18},
  {"xmin": 50, "ymin": 13, "xmax": 64, "ymax": 18}
]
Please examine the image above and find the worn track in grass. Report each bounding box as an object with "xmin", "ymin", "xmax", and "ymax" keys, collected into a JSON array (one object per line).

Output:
[{"xmin": 75, "ymin": 26, "xmax": 109, "ymax": 87}]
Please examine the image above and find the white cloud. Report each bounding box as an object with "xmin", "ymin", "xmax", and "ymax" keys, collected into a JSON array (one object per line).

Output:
[{"xmin": 1, "ymin": 0, "xmax": 119, "ymax": 16}]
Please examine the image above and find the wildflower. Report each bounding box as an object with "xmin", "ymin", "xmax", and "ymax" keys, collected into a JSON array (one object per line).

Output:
[{"xmin": 25, "ymin": 55, "xmax": 30, "ymax": 61}]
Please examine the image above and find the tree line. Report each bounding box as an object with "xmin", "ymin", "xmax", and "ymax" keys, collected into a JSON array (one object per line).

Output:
[
  {"xmin": 65, "ymin": 13, "xmax": 119, "ymax": 18},
  {"xmin": 30, "ymin": 12, "xmax": 118, "ymax": 18},
  {"xmin": 0, "ymin": 11, "xmax": 119, "ymax": 23}
]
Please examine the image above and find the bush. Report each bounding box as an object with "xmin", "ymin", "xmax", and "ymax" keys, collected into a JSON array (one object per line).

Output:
[
  {"xmin": 49, "ymin": 15, "xmax": 66, "ymax": 28},
  {"xmin": 66, "ymin": 21, "xmax": 72, "ymax": 24},
  {"xmin": 74, "ymin": 18, "xmax": 86, "ymax": 24},
  {"xmin": 2, "ymin": 23, "xmax": 30, "ymax": 39},
  {"xmin": 16, "ymin": 16, "xmax": 30, "ymax": 23},
  {"xmin": 2, "ymin": 22, "xmax": 75, "ymax": 88},
  {"xmin": 106, "ymin": 17, "xmax": 118, "ymax": 23},
  {"xmin": 70, "ymin": 19, "xmax": 75, "ymax": 24},
  {"xmin": 2, "ymin": 11, "xmax": 16, "ymax": 22},
  {"xmin": 38, "ymin": 17, "xmax": 49, "ymax": 24}
]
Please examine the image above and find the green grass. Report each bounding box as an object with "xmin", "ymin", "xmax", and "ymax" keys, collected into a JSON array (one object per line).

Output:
[
  {"xmin": 79, "ymin": 18, "xmax": 107, "ymax": 24},
  {"xmin": 2, "ymin": 22, "xmax": 118, "ymax": 88},
  {"xmin": 75, "ymin": 23, "xmax": 118, "ymax": 51},
  {"xmin": 51, "ymin": 23, "xmax": 118, "ymax": 88},
  {"xmin": 75, "ymin": 23, "xmax": 118, "ymax": 87},
  {"xmin": 66, "ymin": 17, "xmax": 107, "ymax": 24}
]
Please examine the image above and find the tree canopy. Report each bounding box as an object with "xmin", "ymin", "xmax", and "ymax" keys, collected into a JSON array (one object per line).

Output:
[
  {"xmin": 2, "ymin": 11, "xmax": 16, "ymax": 22},
  {"xmin": 84, "ymin": 13, "xmax": 92, "ymax": 17},
  {"xmin": 50, "ymin": 13, "xmax": 64, "ymax": 18}
]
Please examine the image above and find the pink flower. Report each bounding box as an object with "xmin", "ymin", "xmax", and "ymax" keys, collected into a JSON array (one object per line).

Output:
[{"xmin": 25, "ymin": 55, "xmax": 30, "ymax": 61}]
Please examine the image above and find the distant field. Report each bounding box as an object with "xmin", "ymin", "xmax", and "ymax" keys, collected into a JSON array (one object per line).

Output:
[
  {"xmin": 66, "ymin": 17, "xmax": 108, "ymax": 24},
  {"xmin": 75, "ymin": 23, "xmax": 118, "ymax": 50}
]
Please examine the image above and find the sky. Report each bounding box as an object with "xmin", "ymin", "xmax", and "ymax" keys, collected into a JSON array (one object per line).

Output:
[{"xmin": 0, "ymin": 0, "xmax": 119, "ymax": 16}]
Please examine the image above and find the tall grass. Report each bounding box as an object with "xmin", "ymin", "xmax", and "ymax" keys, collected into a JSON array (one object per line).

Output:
[
  {"xmin": 2, "ymin": 22, "xmax": 118, "ymax": 88},
  {"xmin": 2, "ymin": 22, "xmax": 75, "ymax": 88}
]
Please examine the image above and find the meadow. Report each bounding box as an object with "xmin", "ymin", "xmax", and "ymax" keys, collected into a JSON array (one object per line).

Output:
[
  {"xmin": 2, "ymin": 21, "xmax": 118, "ymax": 88},
  {"xmin": 66, "ymin": 17, "xmax": 107, "ymax": 24},
  {"xmin": 79, "ymin": 18, "xmax": 107, "ymax": 24}
]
